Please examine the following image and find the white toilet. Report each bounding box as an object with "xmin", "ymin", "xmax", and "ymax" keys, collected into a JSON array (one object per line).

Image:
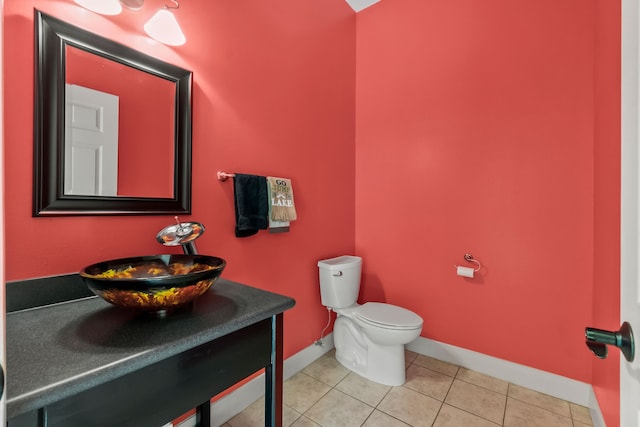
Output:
[{"xmin": 317, "ymin": 255, "xmax": 423, "ymax": 386}]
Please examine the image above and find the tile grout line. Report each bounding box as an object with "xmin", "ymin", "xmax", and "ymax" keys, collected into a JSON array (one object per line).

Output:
[
  {"xmin": 427, "ymin": 363, "xmax": 459, "ymax": 427},
  {"xmin": 276, "ymin": 351, "xmax": 592, "ymax": 427},
  {"xmin": 408, "ymin": 359, "xmax": 506, "ymax": 426},
  {"xmin": 502, "ymin": 383, "xmax": 510, "ymax": 426},
  {"xmin": 505, "ymin": 383, "xmax": 577, "ymax": 425}
]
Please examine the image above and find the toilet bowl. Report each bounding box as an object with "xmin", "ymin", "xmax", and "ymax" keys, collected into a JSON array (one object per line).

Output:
[{"xmin": 318, "ymin": 256, "xmax": 423, "ymax": 386}]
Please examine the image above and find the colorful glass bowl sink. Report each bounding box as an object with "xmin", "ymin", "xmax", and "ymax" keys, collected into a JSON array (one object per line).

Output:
[{"xmin": 80, "ymin": 254, "xmax": 226, "ymax": 313}]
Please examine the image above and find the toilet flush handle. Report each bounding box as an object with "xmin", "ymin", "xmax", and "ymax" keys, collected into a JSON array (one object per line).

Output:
[{"xmin": 333, "ymin": 271, "xmax": 343, "ymax": 277}]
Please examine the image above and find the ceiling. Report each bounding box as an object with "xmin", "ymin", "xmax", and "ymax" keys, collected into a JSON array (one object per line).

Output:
[{"xmin": 344, "ymin": 0, "xmax": 380, "ymax": 12}]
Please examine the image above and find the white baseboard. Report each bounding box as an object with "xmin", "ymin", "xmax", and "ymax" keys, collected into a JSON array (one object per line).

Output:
[
  {"xmin": 588, "ymin": 386, "xmax": 606, "ymax": 427},
  {"xmin": 176, "ymin": 334, "xmax": 606, "ymax": 427},
  {"xmin": 407, "ymin": 336, "xmax": 603, "ymax": 421}
]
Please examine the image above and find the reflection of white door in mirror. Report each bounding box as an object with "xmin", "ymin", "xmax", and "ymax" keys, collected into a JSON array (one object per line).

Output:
[{"xmin": 64, "ymin": 84, "xmax": 119, "ymax": 196}]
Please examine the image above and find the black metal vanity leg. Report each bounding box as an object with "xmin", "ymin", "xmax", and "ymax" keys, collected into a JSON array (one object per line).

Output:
[
  {"xmin": 264, "ymin": 314, "xmax": 284, "ymax": 427},
  {"xmin": 39, "ymin": 407, "xmax": 48, "ymax": 427},
  {"xmin": 196, "ymin": 400, "xmax": 211, "ymax": 427}
]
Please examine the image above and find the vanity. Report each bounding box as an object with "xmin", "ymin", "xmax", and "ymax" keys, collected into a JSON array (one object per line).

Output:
[
  {"xmin": 5, "ymin": 277, "xmax": 295, "ymax": 427},
  {"xmin": 14, "ymin": 9, "xmax": 298, "ymax": 426}
]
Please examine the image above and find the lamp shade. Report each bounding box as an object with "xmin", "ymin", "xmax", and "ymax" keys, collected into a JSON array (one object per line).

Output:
[
  {"xmin": 74, "ymin": 0, "xmax": 122, "ymax": 15},
  {"xmin": 144, "ymin": 9, "xmax": 186, "ymax": 46}
]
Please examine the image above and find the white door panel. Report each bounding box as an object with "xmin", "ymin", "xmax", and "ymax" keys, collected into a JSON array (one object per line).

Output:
[
  {"xmin": 65, "ymin": 84, "xmax": 119, "ymax": 196},
  {"xmin": 621, "ymin": 0, "xmax": 640, "ymax": 425}
]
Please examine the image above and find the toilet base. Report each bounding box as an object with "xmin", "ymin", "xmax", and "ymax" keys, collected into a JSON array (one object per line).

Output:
[{"xmin": 334, "ymin": 317, "xmax": 407, "ymax": 386}]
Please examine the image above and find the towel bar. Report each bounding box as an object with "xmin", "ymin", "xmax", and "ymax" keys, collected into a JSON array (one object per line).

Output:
[{"xmin": 217, "ymin": 171, "xmax": 236, "ymax": 182}]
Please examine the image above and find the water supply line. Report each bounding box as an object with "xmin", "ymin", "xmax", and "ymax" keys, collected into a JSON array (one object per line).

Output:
[{"xmin": 315, "ymin": 307, "xmax": 332, "ymax": 347}]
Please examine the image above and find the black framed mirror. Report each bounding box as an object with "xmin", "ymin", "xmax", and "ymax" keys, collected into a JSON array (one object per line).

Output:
[{"xmin": 34, "ymin": 10, "xmax": 192, "ymax": 216}]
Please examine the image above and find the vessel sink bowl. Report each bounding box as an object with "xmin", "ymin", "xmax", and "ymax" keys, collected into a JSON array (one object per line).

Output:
[{"xmin": 80, "ymin": 254, "xmax": 226, "ymax": 313}]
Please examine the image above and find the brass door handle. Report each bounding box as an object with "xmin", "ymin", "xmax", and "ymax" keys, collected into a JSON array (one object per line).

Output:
[{"xmin": 585, "ymin": 322, "xmax": 635, "ymax": 362}]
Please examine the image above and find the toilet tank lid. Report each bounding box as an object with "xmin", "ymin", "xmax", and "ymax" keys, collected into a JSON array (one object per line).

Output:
[{"xmin": 317, "ymin": 255, "xmax": 362, "ymax": 269}]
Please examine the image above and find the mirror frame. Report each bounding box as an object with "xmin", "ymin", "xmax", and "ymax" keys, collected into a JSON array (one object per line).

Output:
[{"xmin": 33, "ymin": 10, "xmax": 193, "ymax": 216}]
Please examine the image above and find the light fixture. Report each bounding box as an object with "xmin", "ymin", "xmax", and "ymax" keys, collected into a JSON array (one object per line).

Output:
[
  {"xmin": 73, "ymin": 0, "xmax": 186, "ymax": 46},
  {"xmin": 144, "ymin": 0, "xmax": 186, "ymax": 46},
  {"xmin": 74, "ymin": 0, "xmax": 122, "ymax": 15},
  {"xmin": 120, "ymin": 0, "xmax": 144, "ymax": 11}
]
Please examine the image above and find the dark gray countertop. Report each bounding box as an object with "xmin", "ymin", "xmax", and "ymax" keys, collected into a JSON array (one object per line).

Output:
[{"xmin": 6, "ymin": 279, "xmax": 295, "ymax": 420}]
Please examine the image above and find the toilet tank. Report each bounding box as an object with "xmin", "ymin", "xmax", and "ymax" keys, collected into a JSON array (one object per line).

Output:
[{"xmin": 317, "ymin": 255, "xmax": 362, "ymax": 308}]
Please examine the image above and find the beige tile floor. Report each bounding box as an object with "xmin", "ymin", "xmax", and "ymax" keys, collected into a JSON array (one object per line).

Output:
[{"xmin": 223, "ymin": 350, "xmax": 594, "ymax": 427}]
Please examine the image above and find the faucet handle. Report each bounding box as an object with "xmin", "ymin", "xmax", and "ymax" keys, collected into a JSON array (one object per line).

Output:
[{"xmin": 156, "ymin": 218, "xmax": 205, "ymax": 255}]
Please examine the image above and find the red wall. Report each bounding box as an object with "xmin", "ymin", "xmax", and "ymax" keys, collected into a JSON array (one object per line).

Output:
[
  {"xmin": 355, "ymin": 0, "xmax": 598, "ymax": 385},
  {"xmin": 4, "ymin": 0, "xmax": 357, "ymax": 362},
  {"xmin": 592, "ymin": 1, "xmax": 621, "ymax": 426},
  {"xmin": 3, "ymin": 0, "xmax": 623, "ymax": 424}
]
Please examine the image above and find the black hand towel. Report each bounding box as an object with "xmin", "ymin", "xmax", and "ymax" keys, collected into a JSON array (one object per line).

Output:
[{"xmin": 233, "ymin": 174, "xmax": 269, "ymax": 238}]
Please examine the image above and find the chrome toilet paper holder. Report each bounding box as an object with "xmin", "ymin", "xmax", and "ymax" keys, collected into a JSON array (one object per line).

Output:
[
  {"xmin": 453, "ymin": 253, "xmax": 483, "ymax": 278},
  {"xmin": 463, "ymin": 253, "xmax": 482, "ymax": 271},
  {"xmin": 454, "ymin": 253, "xmax": 482, "ymax": 272}
]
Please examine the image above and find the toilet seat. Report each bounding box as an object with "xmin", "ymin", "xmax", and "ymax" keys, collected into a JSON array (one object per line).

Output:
[{"xmin": 354, "ymin": 302, "xmax": 423, "ymax": 330}]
